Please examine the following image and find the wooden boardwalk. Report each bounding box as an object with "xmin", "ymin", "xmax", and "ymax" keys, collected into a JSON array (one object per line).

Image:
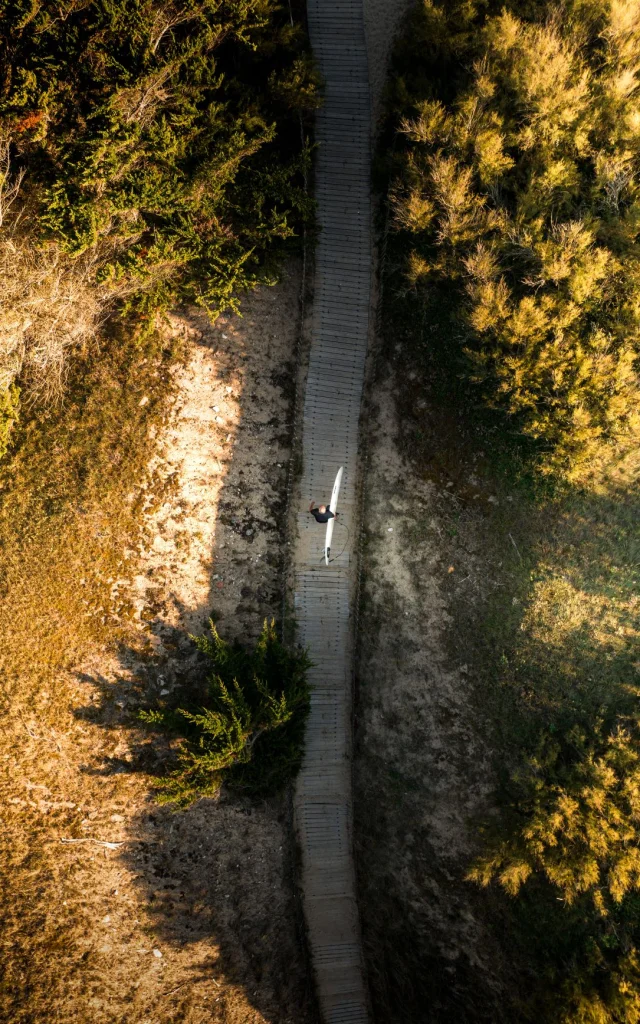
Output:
[{"xmin": 293, "ymin": 2, "xmax": 371, "ymax": 1022}]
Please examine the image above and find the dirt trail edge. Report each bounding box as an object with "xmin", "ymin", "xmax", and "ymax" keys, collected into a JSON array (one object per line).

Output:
[{"xmin": 292, "ymin": 1, "xmax": 372, "ymax": 1022}]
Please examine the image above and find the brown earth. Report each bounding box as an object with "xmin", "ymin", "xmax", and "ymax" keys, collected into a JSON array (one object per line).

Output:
[
  {"xmin": 354, "ymin": 362, "xmax": 513, "ymax": 1023},
  {"xmin": 355, "ymin": 9, "xmax": 516, "ymax": 1014},
  {"xmin": 0, "ymin": 266, "xmax": 316, "ymax": 1024},
  {"xmin": 363, "ymin": 0, "xmax": 413, "ymax": 126}
]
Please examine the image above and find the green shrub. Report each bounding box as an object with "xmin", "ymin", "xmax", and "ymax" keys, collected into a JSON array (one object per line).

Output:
[
  {"xmin": 390, "ymin": 0, "xmax": 640, "ymax": 481},
  {"xmin": 139, "ymin": 619, "xmax": 310, "ymax": 805},
  {"xmin": 0, "ymin": 0, "xmax": 318, "ymax": 400}
]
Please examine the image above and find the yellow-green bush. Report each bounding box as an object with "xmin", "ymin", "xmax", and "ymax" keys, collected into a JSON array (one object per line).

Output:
[{"xmin": 391, "ymin": 0, "xmax": 640, "ymax": 481}]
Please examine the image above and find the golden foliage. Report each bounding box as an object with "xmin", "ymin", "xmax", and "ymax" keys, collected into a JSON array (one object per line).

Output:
[
  {"xmin": 468, "ymin": 718, "xmax": 640, "ymax": 913},
  {"xmin": 392, "ymin": 0, "xmax": 640, "ymax": 481}
]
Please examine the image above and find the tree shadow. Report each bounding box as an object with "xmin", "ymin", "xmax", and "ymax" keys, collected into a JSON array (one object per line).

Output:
[{"xmin": 74, "ymin": 630, "xmax": 315, "ymax": 1022}]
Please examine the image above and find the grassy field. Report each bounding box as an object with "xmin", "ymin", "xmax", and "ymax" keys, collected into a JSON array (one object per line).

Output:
[{"xmin": 0, "ymin": 325, "xmax": 181, "ymax": 707}]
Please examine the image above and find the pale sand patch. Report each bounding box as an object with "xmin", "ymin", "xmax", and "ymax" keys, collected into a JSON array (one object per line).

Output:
[
  {"xmin": 363, "ymin": 0, "xmax": 414, "ymax": 126},
  {"xmin": 127, "ymin": 271, "xmax": 299, "ymax": 648}
]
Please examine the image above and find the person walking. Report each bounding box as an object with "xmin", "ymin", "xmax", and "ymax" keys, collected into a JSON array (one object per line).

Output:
[{"xmin": 308, "ymin": 500, "xmax": 339, "ymax": 524}]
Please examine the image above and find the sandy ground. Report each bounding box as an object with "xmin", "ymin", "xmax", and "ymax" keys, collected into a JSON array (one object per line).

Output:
[
  {"xmin": 1, "ymin": 268, "xmax": 317, "ymax": 1024},
  {"xmin": 354, "ymin": 369, "xmax": 508, "ymax": 1023},
  {"xmin": 363, "ymin": 0, "xmax": 414, "ymax": 125},
  {"xmin": 127, "ymin": 273, "xmax": 299, "ymax": 651}
]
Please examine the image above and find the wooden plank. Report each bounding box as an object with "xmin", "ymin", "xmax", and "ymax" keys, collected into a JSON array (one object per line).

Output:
[{"xmin": 292, "ymin": 1, "xmax": 372, "ymax": 1018}]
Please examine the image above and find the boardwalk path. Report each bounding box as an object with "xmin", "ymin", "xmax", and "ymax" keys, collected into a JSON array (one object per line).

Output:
[{"xmin": 293, "ymin": 2, "xmax": 372, "ymax": 1022}]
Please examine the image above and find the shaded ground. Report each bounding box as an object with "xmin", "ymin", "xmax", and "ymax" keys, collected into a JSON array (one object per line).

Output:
[
  {"xmin": 354, "ymin": 366, "xmax": 510, "ymax": 1024},
  {"xmin": 363, "ymin": 0, "xmax": 413, "ymax": 126},
  {"xmin": 354, "ymin": 283, "xmax": 640, "ymax": 1022},
  {"xmin": 0, "ymin": 266, "xmax": 316, "ymax": 1024}
]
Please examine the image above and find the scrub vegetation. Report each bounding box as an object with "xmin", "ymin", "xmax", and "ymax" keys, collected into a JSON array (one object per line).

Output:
[
  {"xmin": 390, "ymin": 0, "xmax": 640, "ymax": 483},
  {"xmin": 139, "ymin": 619, "xmax": 311, "ymax": 806},
  {"xmin": 0, "ymin": 0, "xmax": 317, "ymax": 437},
  {"xmin": 0, "ymin": 3, "xmax": 316, "ymax": 1021},
  {"xmin": 370, "ymin": 0, "xmax": 640, "ymax": 1020}
]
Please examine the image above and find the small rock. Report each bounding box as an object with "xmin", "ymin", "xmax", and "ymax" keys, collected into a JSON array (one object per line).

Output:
[
  {"xmin": 110, "ymin": 814, "xmax": 124, "ymax": 822},
  {"xmin": 153, "ymin": 949, "xmax": 163, "ymax": 959},
  {"xmin": 138, "ymin": 396, "xmax": 149, "ymax": 407},
  {"xmin": 487, "ymin": 495, "xmax": 499, "ymax": 505},
  {"xmin": 387, "ymin": 527, "xmax": 393, "ymax": 532}
]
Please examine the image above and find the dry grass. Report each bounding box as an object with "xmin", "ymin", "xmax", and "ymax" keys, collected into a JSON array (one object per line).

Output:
[
  {"xmin": 0, "ymin": 142, "xmax": 167, "ymax": 405},
  {"xmin": 0, "ymin": 272, "xmax": 314, "ymax": 1024},
  {"xmin": 503, "ymin": 455, "xmax": 640, "ymax": 714},
  {"xmin": 0, "ymin": 324, "xmax": 184, "ymax": 1023},
  {"xmin": 0, "ymin": 140, "xmax": 116, "ymax": 403},
  {"xmin": 430, "ymin": 449, "xmax": 640, "ymax": 731},
  {"xmin": 0, "ymin": 227, "xmax": 110, "ymax": 400},
  {"xmin": 0, "ymin": 322, "xmax": 181, "ymax": 689}
]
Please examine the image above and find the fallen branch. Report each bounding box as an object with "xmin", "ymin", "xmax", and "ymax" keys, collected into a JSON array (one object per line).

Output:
[
  {"xmin": 508, "ymin": 532, "xmax": 523, "ymax": 562},
  {"xmin": 61, "ymin": 837, "xmax": 125, "ymax": 849},
  {"xmin": 60, "ymin": 836, "xmax": 157, "ymax": 849}
]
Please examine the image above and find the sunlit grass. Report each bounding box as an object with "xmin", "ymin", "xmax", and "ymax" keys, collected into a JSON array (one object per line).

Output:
[
  {"xmin": 0, "ymin": 325, "xmax": 183, "ymax": 1022},
  {"xmin": 494, "ymin": 452, "xmax": 640, "ymax": 720}
]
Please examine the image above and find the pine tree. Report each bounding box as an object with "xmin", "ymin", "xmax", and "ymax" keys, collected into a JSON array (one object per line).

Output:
[
  {"xmin": 468, "ymin": 715, "xmax": 640, "ymax": 911},
  {"xmin": 139, "ymin": 620, "xmax": 310, "ymax": 805}
]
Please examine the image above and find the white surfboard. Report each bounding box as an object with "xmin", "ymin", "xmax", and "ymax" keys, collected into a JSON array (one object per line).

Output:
[{"xmin": 324, "ymin": 465, "xmax": 343, "ymax": 566}]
